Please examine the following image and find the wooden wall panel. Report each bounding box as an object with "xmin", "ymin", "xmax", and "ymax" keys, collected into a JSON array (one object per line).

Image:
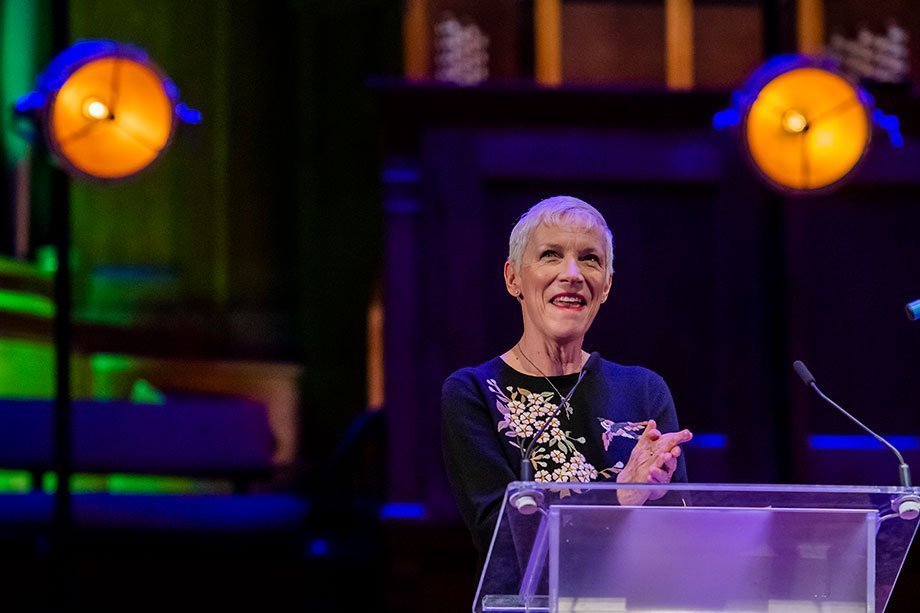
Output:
[
  {"xmin": 562, "ymin": 3, "xmax": 666, "ymax": 86},
  {"xmin": 694, "ymin": 5, "xmax": 763, "ymax": 89}
]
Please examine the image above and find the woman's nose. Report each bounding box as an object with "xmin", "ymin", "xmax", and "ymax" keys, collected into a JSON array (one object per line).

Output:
[{"xmin": 560, "ymin": 257, "xmax": 584, "ymax": 281}]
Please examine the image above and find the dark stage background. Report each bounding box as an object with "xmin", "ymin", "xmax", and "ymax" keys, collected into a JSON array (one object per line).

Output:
[{"xmin": 1, "ymin": 0, "xmax": 920, "ymax": 611}]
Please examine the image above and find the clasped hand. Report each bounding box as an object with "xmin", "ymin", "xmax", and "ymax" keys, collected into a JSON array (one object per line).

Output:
[{"xmin": 615, "ymin": 419, "xmax": 693, "ymax": 506}]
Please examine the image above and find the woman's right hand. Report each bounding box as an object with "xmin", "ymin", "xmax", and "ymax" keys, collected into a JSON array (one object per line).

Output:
[{"xmin": 615, "ymin": 419, "xmax": 693, "ymax": 506}]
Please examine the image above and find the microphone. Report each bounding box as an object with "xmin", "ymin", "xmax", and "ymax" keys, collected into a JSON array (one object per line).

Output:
[
  {"xmin": 793, "ymin": 360, "xmax": 920, "ymax": 520},
  {"xmin": 906, "ymin": 299, "xmax": 920, "ymax": 321},
  {"xmin": 511, "ymin": 352, "xmax": 600, "ymax": 515}
]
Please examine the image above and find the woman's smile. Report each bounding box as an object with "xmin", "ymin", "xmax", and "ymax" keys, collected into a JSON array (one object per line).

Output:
[{"xmin": 549, "ymin": 292, "xmax": 587, "ymax": 310}]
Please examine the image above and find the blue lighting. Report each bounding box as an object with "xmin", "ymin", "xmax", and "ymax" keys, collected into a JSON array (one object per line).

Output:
[
  {"xmin": 15, "ymin": 39, "xmax": 201, "ymax": 126},
  {"xmin": 715, "ymin": 53, "xmax": 902, "ymax": 156},
  {"xmin": 175, "ymin": 103, "xmax": 203, "ymax": 125},
  {"xmin": 381, "ymin": 167, "xmax": 422, "ymax": 184},
  {"xmin": 309, "ymin": 538, "xmax": 330, "ymax": 556},
  {"xmin": 712, "ymin": 109, "xmax": 740, "ymax": 131},
  {"xmin": 687, "ymin": 433, "xmax": 727, "ymax": 449},
  {"xmin": 713, "ymin": 55, "xmax": 814, "ymax": 133},
  {"xmin": 379, "ymin": 502, "xmax": 427, "ymax": 520},
  {"xmin": 14, "ymin": 91, "xmax": 44, "ymax": 114},
  {"xmin": 872, "ymin": 109, "xmax": 904, "ymax": 147},
  {"xmin": 36, "ymin": 40, "xmax": 146, "ymax": 92},
  {"xmin": 809, "ymin": 435, "xmax": 920, "ymax": 451},
  {"xmin": 94, "ymin": 264, "xmax": 176, "ymax": 281}
]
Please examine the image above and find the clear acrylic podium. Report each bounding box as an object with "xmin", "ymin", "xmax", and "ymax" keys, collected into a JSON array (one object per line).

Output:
[{"xmin": 475, "ymin": 483, "xmax": 919, "ymax": 612}]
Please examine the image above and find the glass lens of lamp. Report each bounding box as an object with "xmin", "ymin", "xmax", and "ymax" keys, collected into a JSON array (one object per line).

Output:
[
  {"xmin": 746, "ymin": 67, "xmax": 869, "ymax": 191},
  {"xmin": 781, "ymin": 110, "xmax": 808, "ymax": 134},
  {"xmin": 51, "ymin": 57, "xmax": 174, "ymax": 179},
  {"xmin": 83, "ymin": 98, "xmax": 109, "ymax": 120}
]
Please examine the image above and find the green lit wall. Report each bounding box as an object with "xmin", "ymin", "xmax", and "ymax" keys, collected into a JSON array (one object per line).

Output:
[
  {"xmin": 0, "ymin": 1, "xmax": 400, "ymax": 478},
  {"xmin": 64, "ymin": 1, "xmax": 401, "ymax": 463},
  {"xmin": 0, "ymin": 338, "xmax": 55, "ymax": 396},
  {"xmin": 0, "ymin": 0, "xmax": 51, "ymax": 166},
  {"xmin": 0, "ymin": 470, "xmax": 232, "ymax": 494}
]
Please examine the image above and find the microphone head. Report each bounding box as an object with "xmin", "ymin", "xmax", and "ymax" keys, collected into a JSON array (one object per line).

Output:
[
  {"xmin": 793, "ymin": 360, "xmax": 816, "ymax": 386},
  {"xmin": 906, "ymin": 299, "xmax": 920, "ymax": 321}
]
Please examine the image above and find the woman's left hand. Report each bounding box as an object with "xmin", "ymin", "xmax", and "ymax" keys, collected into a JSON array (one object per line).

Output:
[{"xmin": 615, "ymin": 419, "xmax": 692, "ymax": 506}]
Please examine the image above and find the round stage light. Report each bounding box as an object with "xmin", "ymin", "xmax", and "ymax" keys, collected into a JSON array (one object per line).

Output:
[
  {"xmin": 744, "ymin": 66, "xmax": 870, "ymax": 192},
  {"xmin": 713, "ymin": 56, "xmax": 902, "ymax": 195},
  {"xmin": 10, "ymin": 42, "xmax": 201, "ymax": 537},
  {"xmin": 15, "ymin": 40, "xmax": 200, "ymax": 182}
]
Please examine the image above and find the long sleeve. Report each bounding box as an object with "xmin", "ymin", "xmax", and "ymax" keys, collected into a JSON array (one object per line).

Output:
[
  {"xmin": 646, "ymin": 371, "xmax": 688, "ymax": 483},
  {"xmin": 441, "ymin": 370, "xmax": 517, "ymax": 555}
]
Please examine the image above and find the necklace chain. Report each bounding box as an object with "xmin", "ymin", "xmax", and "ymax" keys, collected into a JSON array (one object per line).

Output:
[{"xmin": 515, "ymin": 344, "xmax": 577, "ymax": 417}]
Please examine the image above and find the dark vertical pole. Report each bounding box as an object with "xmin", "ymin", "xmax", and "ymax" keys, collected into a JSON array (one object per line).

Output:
[
  {"xmin": 50, "ymin": 0, "xmax": 72, "ymax": 607},
  {"xmin": 762, "ymin": 0, "xmax": 797, "ymax": 482},
  {"xmin": 518, "ymin": 1, "xmax": 536, "ymax": 79},
  {"xmin": 50, "ymin": 169, "xmax": 71, "ymax": 553},
  {"xmin": 763, "ymin": 0, "xmax": 797, "ymax": 57}
]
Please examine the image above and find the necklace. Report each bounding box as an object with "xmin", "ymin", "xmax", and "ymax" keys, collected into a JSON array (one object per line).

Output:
[{"xmin": 515, "ymin": 344, "xmax": 581, "ymax": 418}]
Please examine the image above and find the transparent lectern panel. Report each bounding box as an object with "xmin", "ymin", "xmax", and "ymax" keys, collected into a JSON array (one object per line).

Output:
[
  {"xmin": 474, "ymin": 483, "xmax": 920, "ymax": 613},
  {"xmin": 550, "ymin": 506, "xmax": 874, "ymax": 612}
]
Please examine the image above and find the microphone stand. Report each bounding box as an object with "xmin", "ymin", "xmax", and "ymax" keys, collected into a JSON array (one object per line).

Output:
[
  {"xmin": 511, "ymin": 354, "xmax": 598, "ymax": 515},
  {"xmin": 794, "ymin": 360, "xmax": 920, "ymax": 520}
]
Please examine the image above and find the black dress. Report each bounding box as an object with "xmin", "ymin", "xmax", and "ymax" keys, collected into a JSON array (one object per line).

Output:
[{"xmin": 441, "ymin": 354, "xmax": 688, "ymax": 557}]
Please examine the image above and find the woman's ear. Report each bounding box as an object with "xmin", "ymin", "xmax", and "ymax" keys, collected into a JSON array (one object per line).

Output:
[
  {"xmin": 601, "ymin": 272, "xmax": 613, "ymax": 303},
  {"xmin": 504, "ymin": 261, "xmax": 522, "ymax": 300}
]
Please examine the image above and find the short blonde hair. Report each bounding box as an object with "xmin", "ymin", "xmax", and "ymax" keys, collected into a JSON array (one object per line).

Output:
[{"xmin": 508, "ymin": 196, "xmax": 614, "ymax": 276}]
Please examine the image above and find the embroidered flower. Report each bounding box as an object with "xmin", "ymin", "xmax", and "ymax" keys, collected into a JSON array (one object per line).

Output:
[{"xmin": 490, "ymin": 378, "xmax": 600, "ymax": 484}]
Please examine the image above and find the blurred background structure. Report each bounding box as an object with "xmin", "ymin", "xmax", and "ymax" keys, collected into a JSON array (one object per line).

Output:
[{"xmin": 1, "ymin": 0, "xmax": 920, "ymax": 611}]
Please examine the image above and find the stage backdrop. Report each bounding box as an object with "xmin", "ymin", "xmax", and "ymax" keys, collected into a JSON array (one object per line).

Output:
[{"xmin": 375, "ymin": 83, "xmax": 920, "ymax": 521}]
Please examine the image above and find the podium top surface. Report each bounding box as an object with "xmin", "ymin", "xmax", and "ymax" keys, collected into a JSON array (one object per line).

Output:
[{"xmin": 508, "ymin": 481, "xmax": 920, "ymax": 496}]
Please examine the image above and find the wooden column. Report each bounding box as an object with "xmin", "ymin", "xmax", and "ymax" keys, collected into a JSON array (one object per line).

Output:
[
  {"xmin": 366, "ymin": 287, "xmax": 384, "ymax": 411},
  {"xmin": 534, "ymin": 0, "xmax": 562, "ymax": 86},
  {"xmin": 797, "ymin": 0, "xmax": 825, "ymax": 55},
  {"xmin": 666, "ymin": 0, "xmax": 694, "ymax": 90},
  {"xmin": 13, "ymin": 154, "xmax": 31, "ymax": 259},
  {"xmin": 403, "ymin": 0, "xmax": 430, "ymax": 80}
]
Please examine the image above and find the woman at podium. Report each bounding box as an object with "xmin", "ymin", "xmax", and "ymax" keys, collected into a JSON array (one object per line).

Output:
[{"xmin": 441, "ymin": 195, "xmax": 693, "ymax": 557}]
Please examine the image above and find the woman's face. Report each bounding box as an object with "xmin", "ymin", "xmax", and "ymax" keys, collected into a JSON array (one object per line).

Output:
[{"xmin": 505, "ymin": 222, "xmax": 613, "ymax": 345}]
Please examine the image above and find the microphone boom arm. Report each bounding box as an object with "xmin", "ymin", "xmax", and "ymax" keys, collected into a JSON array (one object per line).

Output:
[{"xmin": 809, "ymin": 382, "xmax": 912, "ymax": 487}]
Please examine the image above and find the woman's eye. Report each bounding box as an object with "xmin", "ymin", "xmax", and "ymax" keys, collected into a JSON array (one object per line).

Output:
[
  {"xmin": 540, "ymin": 250, "xmax": 560, "ymax": 259},
  {"xmin": 582, "ymin": 254, "xmax": 601, "ymax": 264}
]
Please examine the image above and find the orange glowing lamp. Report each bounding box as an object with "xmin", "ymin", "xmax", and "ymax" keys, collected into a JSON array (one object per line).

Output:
[
  {"xmin": 745, "ymin": 67, "xmax": 870, "ymax": 191},
  {"xmin": 16, "ymin": 40, "xmax": 200, "ymax": 181},
  {"xmin": 714, "ymin": 56, "xmax": 902, "ymax": 195}
]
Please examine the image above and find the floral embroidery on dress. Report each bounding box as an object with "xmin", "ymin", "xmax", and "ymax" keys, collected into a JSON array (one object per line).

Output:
[
  {"xmin": 597, "ymin": 419, "xmax": 648, "ymax": 451},
  {"xmin": 488, "ymin": 378, "xmax": 598, "ymax": 483}
]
